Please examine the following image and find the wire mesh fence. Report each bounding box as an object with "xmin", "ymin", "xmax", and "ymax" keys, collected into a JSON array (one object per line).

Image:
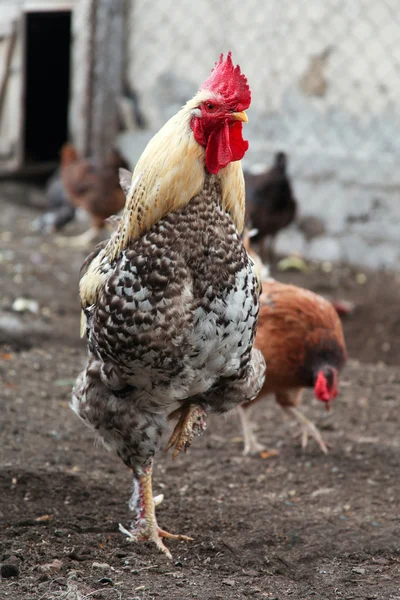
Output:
[
  {"xmin": 125, "ymin": 0, "xmax": 400, "ymax": 159},
  {"xmin": 121, "ymin": 0, "xmax": 400, "ymax": 268}
]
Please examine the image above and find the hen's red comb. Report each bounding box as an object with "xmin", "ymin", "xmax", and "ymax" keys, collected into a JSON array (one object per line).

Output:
[{"xmin": 200, "ymin": 52, "xmax": 251, "ymax": 112}]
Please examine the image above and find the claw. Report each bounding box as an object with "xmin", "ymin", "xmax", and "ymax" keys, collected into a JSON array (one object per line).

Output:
[
  {"xmin": 237, "ymin": 404, "xmax": 266, "ymax": 455},
  {"xmin": 121, "ymin": 465, "xmax": 193, "ymax": 559},
  {"xmin": 286, "ymin": 406, "xmax": 329, "ymax": 454},
  {"xmin": 153, "ymin": 494, "xmax": 164, "ymax": 507},
  {"xmin": 157, "ymin": 528, "xmax": 194, "ymax": 542},
  {"xmin": 119, "ymin": 522, "xmax": 192, "ymax": 560}
]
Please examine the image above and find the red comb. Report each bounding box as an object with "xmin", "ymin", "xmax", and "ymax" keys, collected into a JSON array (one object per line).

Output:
[{"xmin": 200, "ymin": 52, "xmax": 251, "ymax": 112}]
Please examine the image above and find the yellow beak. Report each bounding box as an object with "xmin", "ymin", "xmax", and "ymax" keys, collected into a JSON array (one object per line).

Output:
[{"xmin": 231, "ymin": 111, "xmax": 248, "ymax": 123}]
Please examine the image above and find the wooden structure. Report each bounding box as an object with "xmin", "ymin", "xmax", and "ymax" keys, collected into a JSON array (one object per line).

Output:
[{"xmin": 0, "ymin": 0, "xmax": 124, "ymax": 175}]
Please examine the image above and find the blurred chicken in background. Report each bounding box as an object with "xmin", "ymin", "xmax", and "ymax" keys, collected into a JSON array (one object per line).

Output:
[
  {"xmin": 31, "ymin": 168, "xmax": 76, "ymax": 234},
  {"xmin": 244, "ymin": 152, "xmax": 297, "ymax": 261},
  {"xmin": 32, "ymin": 143, "xmax": 130, "ymax": 246},
  {"xmin": 298, "ymin": 46, "xmax": 333, "ymax": 98},
  {"xmin": 238, "ymin": 276, "xmax": 347, "ymax": 456},
  {"xmin": 240, "ymin": 234, "xmax": 348, "ymax": 455}
]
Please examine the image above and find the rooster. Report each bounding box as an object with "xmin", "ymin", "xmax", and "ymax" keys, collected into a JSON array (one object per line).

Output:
[
  {"xmin": 244, "ymin": 152, "xmax": 297, "ymax": 260},
  {"xmin": 238, "ymin": 278, "xmax": 347, "ymax": 455},
  {"xmin": 72, "ymin": 53, "xmax": 265, "ymax": 559}
]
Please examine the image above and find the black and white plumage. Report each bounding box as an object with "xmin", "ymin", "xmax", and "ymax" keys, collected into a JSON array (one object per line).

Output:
[
  {"xmin": 73, "ymin": 174, "xmax": 264, "ymax": 461},
  {"xmin": 72, "ymin": 176, "xmax": 264, "ymax": 551},
  {"xmin": 72, "ymin": 54, "xmax": 265, "ymax": 559}
]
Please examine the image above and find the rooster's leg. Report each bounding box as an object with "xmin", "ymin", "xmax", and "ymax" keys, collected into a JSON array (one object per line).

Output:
[
  {"xmin": 119, "ymin": 461, "xmax": 193, "ymax": 559},
  {"xmin": 237, "ymin": 405, "xmax": 266, "ymax": 455},
  {"xmin": 165, "ymin": 403, "xmax": 207, "ymax": 458},
  {"xmin": 284, "ymin": 406, "xmax": 329, "ymax": 454}
]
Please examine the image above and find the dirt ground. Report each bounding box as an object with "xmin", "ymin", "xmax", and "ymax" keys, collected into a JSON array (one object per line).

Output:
[{"xmin": 1, "ymin": 187, "xmax": 400, "ymax": 600}]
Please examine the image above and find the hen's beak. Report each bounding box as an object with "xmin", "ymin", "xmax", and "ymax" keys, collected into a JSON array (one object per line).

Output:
[{"xmin": 231, "ymin": 111, "xmax": 248, "ymax": 123}]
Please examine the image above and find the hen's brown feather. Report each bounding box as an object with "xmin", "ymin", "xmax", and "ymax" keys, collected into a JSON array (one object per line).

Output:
[
  {"xmin": 252, "ymin": 280, "xmax": 347, "ymax": 401},
  {"xmin": 60, "ymin": 145, "xmax": 128, "ymax": 229}
]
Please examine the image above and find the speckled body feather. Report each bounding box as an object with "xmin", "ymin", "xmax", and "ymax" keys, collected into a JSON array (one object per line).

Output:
[
  {"xmin": 72, "ymin": 174, "xmax": 265, "ymax": 472},
  {"xmin": 72, "ymin": 52, "xmax": 266, "ymax": 556},
  {"xmin": 79, "ymin": 94, "xmax": 246, "ymax": 310}
]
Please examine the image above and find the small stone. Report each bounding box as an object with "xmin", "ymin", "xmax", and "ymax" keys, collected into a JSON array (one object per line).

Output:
[
  {"xmin": 92, "ymin": 562, "xmax": 110, "ymax": 569},
  {"xmin": 1, "ymin": 558, "xmax": 19, "ymax": 578},
  {"xmin": 243, "ymin": 569, "xmax": 260, "ymax": 577},
  {"xmin": 352, "ymin": 567, "xmax": 366, "ymax": 575},
  {"xmin": 39, "ymin": 559, "xmax": 63, "ymax": 573},
  {"xmin": 68, "ymin": 547, "xmax": 92, "ymax": 562},
  {"xmin": 54, "ymin": 529, "xmax": 69, "ymax": 538},
  {"xmin": 222, "ymin": 578, "xmax": 235, "ymax": 586},
  {"xmin": 12, "ymin": 297, "xmax": 39, "ymax": 314}
]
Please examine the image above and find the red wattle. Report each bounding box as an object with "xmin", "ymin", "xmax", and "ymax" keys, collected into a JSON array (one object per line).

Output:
[
  {"xmin": 195, "ymin": 120, "xmax": 248, "ymax": 174},
  {"xmin": 314, "ymin": 370, "xmax": 338, "ymax": 403},
  {"xmin": 228, "ymin": 121, "xmax": 249, "ymax": 162},
  {"xmin": 205, "ymin": 122, "xmax": 232, "ymax": 174}
]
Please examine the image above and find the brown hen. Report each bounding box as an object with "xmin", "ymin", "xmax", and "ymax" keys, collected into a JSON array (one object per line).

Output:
[
  {"xmin": 239, "ymin": 279, "xmax": 347, "ymax": 455},
  {"xmin": 57, "ymin": 143, "xmax": 129, "ymax": 246}
]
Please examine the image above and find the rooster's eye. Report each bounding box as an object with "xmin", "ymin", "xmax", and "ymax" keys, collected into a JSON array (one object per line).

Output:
[{"xmin": 205, "ymin": 102, "xmax": 217, "ymax": 112}]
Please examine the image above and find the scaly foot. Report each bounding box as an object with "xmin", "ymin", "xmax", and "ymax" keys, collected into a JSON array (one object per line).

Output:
[
  {"xmin": 285, "ymin": 406, "xmax": 329, "ymax": 454},
  {"xmin": 243, "ymin": 435, "xmax": 266, "ymax": 456},
  {"xmin": 166, "ymin": 404, "xmax": 207, "ymax": 459},
  {"xmin": 119, "ymin": 523, "xmax": 193, "ymax": 560},
  {"xmin": 119, "ymin": 465, "xmax": 193, "ymax": 559},
  {"xmin": 237, "ymin": 404, "xmax": 266, "ymax": 455}
]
